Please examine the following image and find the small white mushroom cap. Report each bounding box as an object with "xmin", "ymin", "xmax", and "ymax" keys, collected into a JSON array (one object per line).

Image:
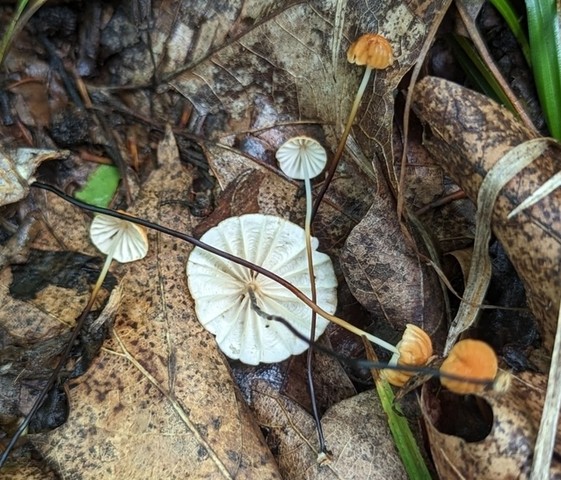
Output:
[
  {"xmin": 276, "ymin": 136, "xmax": 327, "ymax": 180},
  {"xmin": 186, "ymin": 214, "xmax": 338, "ymax": 365},
  {"xmin": 90, "ymin": 214, "xmax": 149, "ymax": 263}
]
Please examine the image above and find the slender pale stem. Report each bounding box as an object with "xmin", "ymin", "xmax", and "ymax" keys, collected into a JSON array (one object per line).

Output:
[
  {"xmin": 304, "ymin": 174, "xmax": 398, "ymax": 354},
  {"xmin": 311, "ymin": 66, "xmax": 373, "ymax": 220},
  {"xmin": 303, "ymin": 176, "xmax": 316, "ymax": 311},
  {"xmin": 89, "ymin": 232, "xmax": 120, "ymax": 306}
]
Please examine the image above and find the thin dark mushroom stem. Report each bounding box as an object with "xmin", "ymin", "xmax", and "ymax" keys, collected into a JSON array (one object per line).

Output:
[
  {"xmin": 247, "ymin": 289, "xmax": 496, "ymax": 387},
  {"xmin": 31, "ymin": 182, "xmax": 399, "ymax": 353},
  {"xmin": 29, "ymin": 183, "xmax": 497, "ymax": 385}
]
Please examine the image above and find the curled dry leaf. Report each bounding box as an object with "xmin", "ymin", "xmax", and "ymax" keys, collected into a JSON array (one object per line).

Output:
[
  {"xmin": 0, "ymin": 148, "xmax": 68, "ymax": 207},
  {"xmin": 421, "ymin": 371, "xmax": 561, "ymax": 479},
  {"xmin": 412, "ymin": 76, "xmax": 561, "ymax": 353}
]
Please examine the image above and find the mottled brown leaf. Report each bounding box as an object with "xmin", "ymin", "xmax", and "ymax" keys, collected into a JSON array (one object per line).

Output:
[
  {"xmin": 26, "ymin": 128, "xmax": 280, "ymax": 479},
  {"xmin": 421, "ymin": 372, "xmax": 561, "ymax": 479},
  {"xmin": 252, "ymin": 382, "xmax": 406, "ymax": 480},
  {"xmin": 412, "ymin": 76, "xmax": 561, "ymax": 353},
  {"xmin": 340, "ymin": 192, "xmax": 445, "ymax": 335}
]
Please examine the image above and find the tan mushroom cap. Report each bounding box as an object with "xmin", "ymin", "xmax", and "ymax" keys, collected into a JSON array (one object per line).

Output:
[
  {"xmin": 90, "ymin": 213, "xmax": 148, "ymax": 263},
  {"xmin": 382, "ymin": 324, "xmax": 433, "ymax": 387},
  {"xmin": 440, "ymin": 339, "xmax": 498, "ymax": 394},
  {"xmin": 186, "ymin": 214, "xmax": 338, "ymax": 365},
  {"xmin": 347, "ymin": 33, "xmax": 394, "ymax": 69},
  {"xmin": 276, "ymin": 136, "xmax": 327, "ymax": 180}
]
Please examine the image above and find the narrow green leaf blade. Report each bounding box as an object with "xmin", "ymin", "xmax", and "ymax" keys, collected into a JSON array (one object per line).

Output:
[{"xmin": 526, "ymin": 0, "xmax": 561, "ymax": 139}]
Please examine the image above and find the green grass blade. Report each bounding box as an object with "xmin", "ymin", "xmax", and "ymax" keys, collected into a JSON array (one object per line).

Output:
[
  {"xmin": 0, "ymin": 0, "xmax": 50, "ymax": 66},
  {"xmin": 526, "ymin": 0, "xmax": 561, "ymax": 139},
  {"xmin": 0, "ymin": 0, "xmax": 29, "ymax": 65},
  {"xmin": 449, "ymin": 35, "xmax": 517, "ymax": 112},
  {"xmin": 375, "ymin": 378, "xmax": 432, "ymax": 480},
  {"xmin": 364, "ymin": 340, "xmax": 432, "ymax": 479}
]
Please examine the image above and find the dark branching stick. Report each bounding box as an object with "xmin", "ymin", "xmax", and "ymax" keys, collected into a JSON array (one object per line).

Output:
[{"xmin": 0, "ymin": 182, "xmax": 495, "ymax": 468}]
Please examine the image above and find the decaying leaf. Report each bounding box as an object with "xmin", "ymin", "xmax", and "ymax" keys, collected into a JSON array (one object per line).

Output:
[
  {"xmin": 421, "ymin": 371, "xmax": 561, "ymax": 479},
  {"xmin": 252, "ymin": 381, "xmax": 406, "ymax": 480},
  {"xmin": 0, "ymin": 250, "xmax": 119, "ymax": 457},
  {"xmin": 0, "ymin": 213, "xmax": 40, "ymax": 271},
  {"xmin": 23, "ymin": 128, "xmax": 280, "ymax": 478},
  {"xmin": 0, "ymin": 148, "xmax": 68, "ymax": 207},
  {"xmin": 412, "ymin": 76, "xmax": 561, "ymax": 354},
  {"xmin": 340, "ymin": 192, "xmax": 445, "ymax": 336}
]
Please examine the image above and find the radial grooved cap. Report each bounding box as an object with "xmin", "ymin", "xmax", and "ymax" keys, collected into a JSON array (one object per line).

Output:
[
  {"xmin": 275, "ymin": 136, "xmax": 327, "ymax": 180},
  {"xmin": 186, "ymin": 214, "xmax": 338, "ymax": 365}
]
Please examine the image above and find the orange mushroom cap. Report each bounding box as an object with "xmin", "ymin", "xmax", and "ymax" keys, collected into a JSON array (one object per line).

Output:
[
  {"xmin": 347, "ymin": 33, "xmax": 394, "ymax": 69},
  {"xmin": 440, "ymin": 339, "xmax": 498, "ymax": 394},
  {"xmin": 382, "ymin": 324, "xmax": 433, "ymax": 387}
]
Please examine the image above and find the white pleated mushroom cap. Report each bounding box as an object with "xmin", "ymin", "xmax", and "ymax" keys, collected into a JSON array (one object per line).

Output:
[
  {"xmin": 276, "ymin": 136, "xmax": 327, "ymax": 180},
  {"xmin": 90, "ymin": 214, "xmax": 149, "ymax": 263},
  {"xmin": 186, "ymin": 214, "xmax": 338, "ymax": 365}
]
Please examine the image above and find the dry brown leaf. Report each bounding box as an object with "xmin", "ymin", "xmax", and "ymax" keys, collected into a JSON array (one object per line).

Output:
[
  {"xmin": 252, "ymin": 382, "xmax": 406, "ymax": 480},
  {"xmin": 412, "ymin": 76, "xmax": 561, "ymax": 354},
  {"xmin": 167, "ymin": 0, "xmax": 449, "ymax": 212},
  {"xmin": 24, "ymin": 127, "xmax": 280, "ymax": 479},
  {"xmin": 340, "ymin": 193, "xmax": 446, "ymax": 335},
  {"xmin": 421, "ymin": 372, "xmax": 561, "ymax": 479}
]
